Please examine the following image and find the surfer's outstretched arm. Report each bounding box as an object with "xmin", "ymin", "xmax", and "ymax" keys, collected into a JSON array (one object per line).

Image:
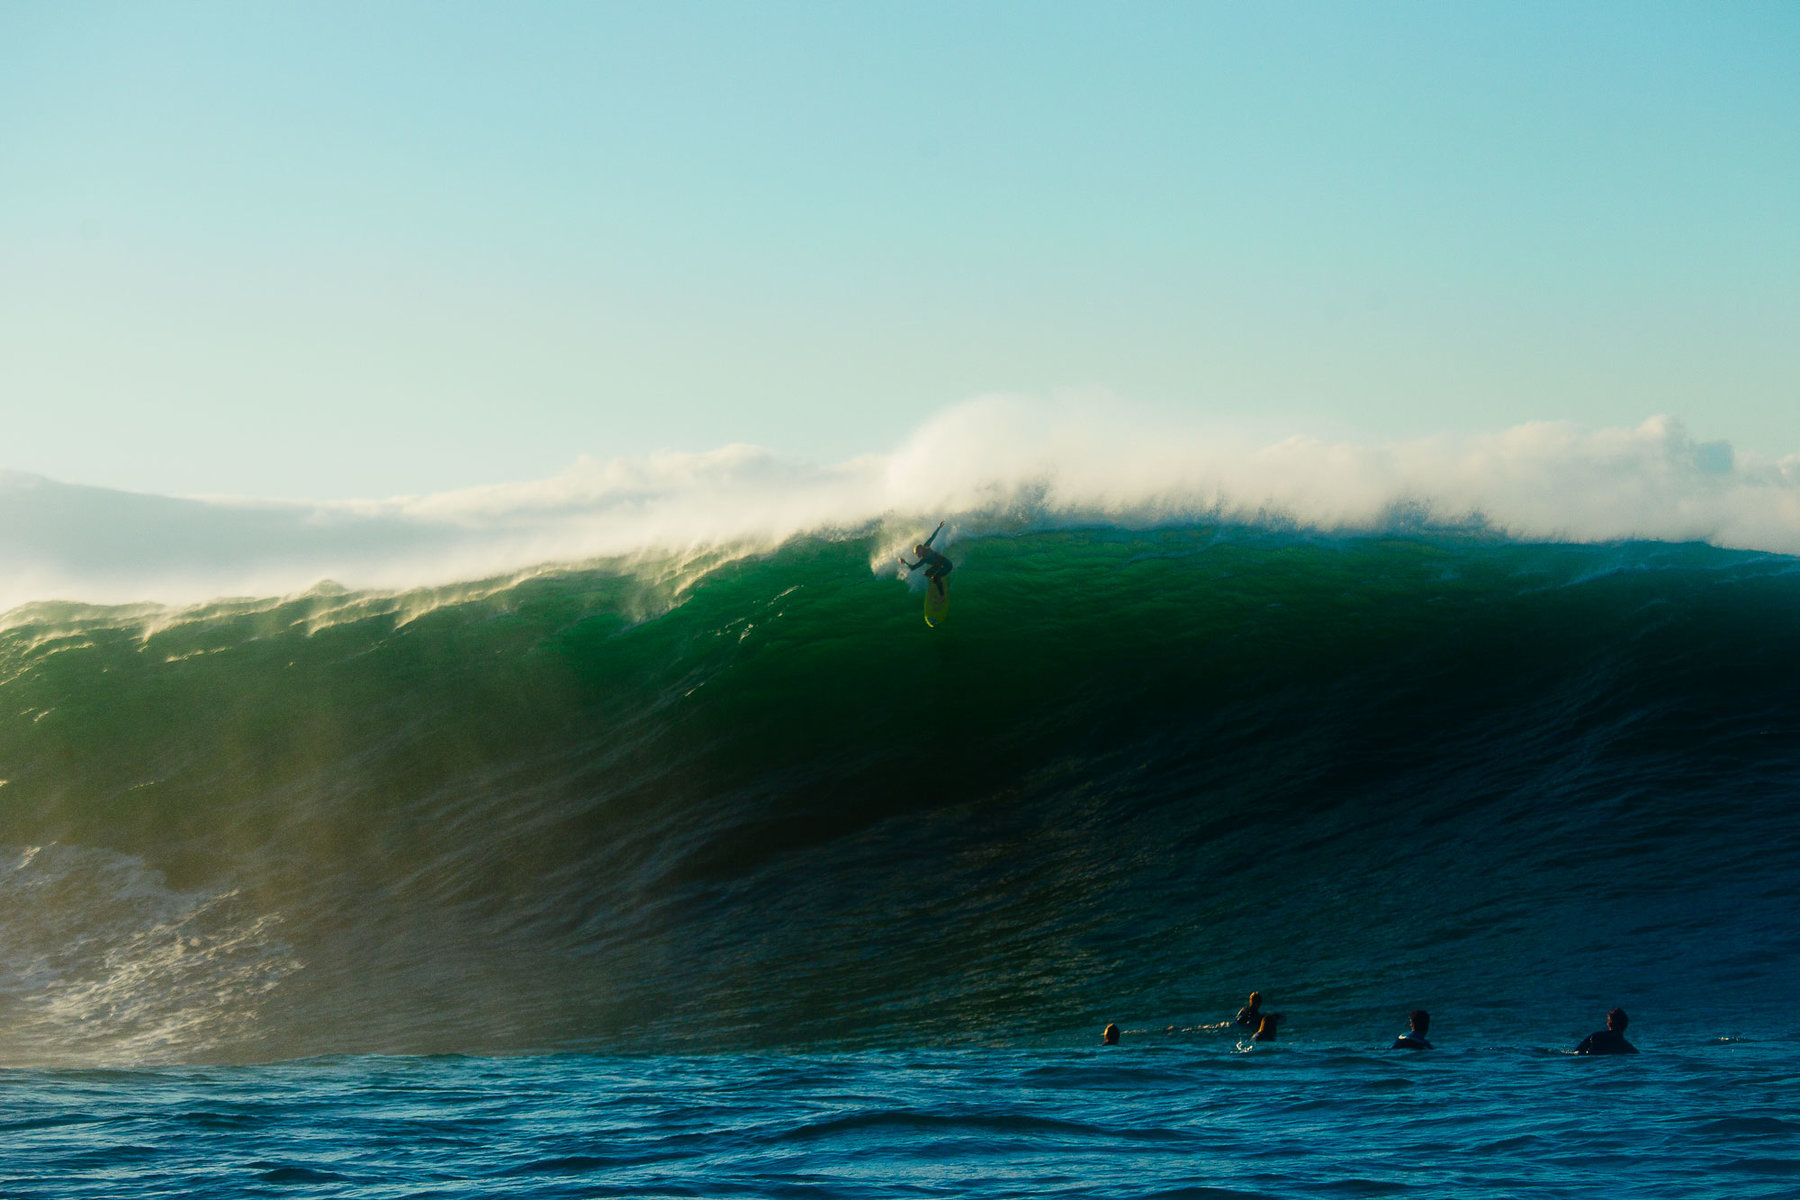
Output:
[
  {"xmin": 921, "ymin": 521, "xmax": 944, "ymax": 550},
  {"xmin": 897, "ymin": 556, "xmax": 922, "ymax": 571}
]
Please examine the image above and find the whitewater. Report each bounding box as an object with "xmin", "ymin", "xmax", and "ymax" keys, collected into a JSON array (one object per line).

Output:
[
  {"xmin": 2, "ymin": 401, "xmax": 1797, "ymax": 1197},
  {"xmin": 5, "ymin": 398, "xmax": 1800, "ymax": 612}
]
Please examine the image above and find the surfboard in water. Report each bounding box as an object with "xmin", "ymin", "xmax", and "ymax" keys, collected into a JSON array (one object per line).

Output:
[{"xmin": 923, "ymin": 582, "xmax": 949, "ymax": 627}]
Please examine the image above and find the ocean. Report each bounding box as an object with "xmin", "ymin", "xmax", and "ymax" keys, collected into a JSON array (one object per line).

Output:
[
  {"xmin": 5, "ymin": 1043, "xmax": 1797, "ymax": 1197},
  {"xmin": 3, "ymin": 520, "xmax": 1798, "ymax": 1195}
]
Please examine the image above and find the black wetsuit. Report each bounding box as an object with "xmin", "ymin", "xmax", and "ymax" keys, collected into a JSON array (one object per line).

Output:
[
  {"xmin": 910, "ymin": 547, "xmax": 953, "ymax": 582},
  {"xmin": 1236, "ymin": 1006, "xmax": 1262, "ymax": 1030},
  {"xmin": 901, "ymin": 523, "xmax": 954, "ymax": 590},
  {"xmin": 1392, "ymin": 1032, "xmax": 1433, "ymax": 1050},
  {"xmin": 1574, "ymin": 1029, "xmax": 1637, "ymax": 1055}
]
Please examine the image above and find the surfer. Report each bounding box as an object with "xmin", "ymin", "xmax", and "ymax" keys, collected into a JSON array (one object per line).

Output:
[
  {"xmin": 1102, "ymin": 1022, "xmax": 1121, "ymax": 1046},
  {"xmin": 1252, "ymin": 1014, "xmax": 1281, "ymax": 1042},
  {"xmin": 1392, "ymin": 1010, "xmax": 1433, "ymax": 1050},
  {"xmin": 898, "ymin": 521, "xmax": 953, "ymax": 598},
  {"xmin": 1574, "ymin": 1007, "xmax": 1638, "ymax": 1055},
  {"xmin": 1236, "ymin": 992, "xmax": 1279, "ymax": 1031}
]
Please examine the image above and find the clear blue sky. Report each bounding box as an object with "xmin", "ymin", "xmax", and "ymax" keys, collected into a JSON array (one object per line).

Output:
[{"xmin": 3, "ymin": 1, "xmax": 1796, "ymax": 499}]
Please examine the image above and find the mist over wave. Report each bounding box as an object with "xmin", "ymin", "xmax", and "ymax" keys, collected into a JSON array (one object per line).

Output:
[
  {"xmin": 6, "ymin": 397, "xmax": 1800, "ymax": 611},
  {"xmin": 5, "ymin": 400, "xmax": 1798, "ymax": 1067},
  {"xmin": 2, "ymin": 522, "xmax": 1797, "ymax": 1066}
]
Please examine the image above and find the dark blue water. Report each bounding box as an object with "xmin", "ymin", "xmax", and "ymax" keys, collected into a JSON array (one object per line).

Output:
[{"xmin": 6, "ymin": 1041, "xmax": 1798, "ymax": 1198}]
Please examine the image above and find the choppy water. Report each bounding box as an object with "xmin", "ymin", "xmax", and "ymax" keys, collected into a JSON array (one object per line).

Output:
[{"xmin": 6, "ymin": 1042, "xmax": 1798, "ymax": 1198}]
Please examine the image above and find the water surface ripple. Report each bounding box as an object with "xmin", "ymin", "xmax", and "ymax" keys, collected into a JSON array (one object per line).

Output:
[{"xmin": 4, "ymin": 1044, "xmax": 1796, "ymax": 1198}]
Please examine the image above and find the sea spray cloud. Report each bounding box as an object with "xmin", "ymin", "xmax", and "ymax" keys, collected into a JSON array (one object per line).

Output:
[
  {"xmin": 4, "ymin": 397, "xmax": 1799, "ymax": 611},
  {"xmin": 879, "ymin": 398, "xmax": 1800, "ymax": 541}
]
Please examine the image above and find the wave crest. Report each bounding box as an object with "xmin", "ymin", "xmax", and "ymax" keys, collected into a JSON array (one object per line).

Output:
[{"xmin": 5, "ymin": 399, "xmax": 1797, "ymax": 609}]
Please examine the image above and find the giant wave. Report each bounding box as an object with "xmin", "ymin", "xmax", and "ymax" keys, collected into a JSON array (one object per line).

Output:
[{"xmin": 2, "ymin": 515, "xmax": 1797, "ymax": 1066}]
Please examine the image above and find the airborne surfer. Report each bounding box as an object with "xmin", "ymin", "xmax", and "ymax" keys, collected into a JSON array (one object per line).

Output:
[{"xmin": 898, "ymin": 521, "xmax": 954, "ymax": 599}]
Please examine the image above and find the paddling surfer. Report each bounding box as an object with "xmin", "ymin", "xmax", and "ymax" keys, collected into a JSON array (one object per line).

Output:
[
  {"xmin": 898, "ymin": 522, "xmax": 954, "ymax": 599},
  {"xmin": 1236, "ymin": 992, "xmax": 1280, "ymax": 1031},
  {"xmin": 1574, "ymin": 1007, "xmax": 1638, "ymax": 1055},
  {"xmin": 1393, "ymin": 1010, "xmax": 1433, "ymax": 1050}
]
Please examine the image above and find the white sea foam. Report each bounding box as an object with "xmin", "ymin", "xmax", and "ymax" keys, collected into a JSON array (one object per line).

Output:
[
  {"xmin": 4, "ymin": 396, "xmax": 1799, "ymax": 611},
  {"xmin": 0, "ymin": 843, "xmax": 299, "ymax": 1067}
]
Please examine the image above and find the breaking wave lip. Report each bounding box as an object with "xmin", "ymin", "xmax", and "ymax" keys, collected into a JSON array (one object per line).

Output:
[{"xmin": 5, "ymin": 396, "xmax": 1799, "ymax": 611}]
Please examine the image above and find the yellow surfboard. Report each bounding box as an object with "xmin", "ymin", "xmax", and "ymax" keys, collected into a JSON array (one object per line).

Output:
[{"xmin": 923, "ymin": 582, "xmax": 950, "ymax": 627}]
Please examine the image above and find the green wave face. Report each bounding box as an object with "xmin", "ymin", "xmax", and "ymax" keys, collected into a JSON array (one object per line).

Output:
[{"xmin": 2, "ymin": 526, "xmax": 1797, "ymax": 1064}]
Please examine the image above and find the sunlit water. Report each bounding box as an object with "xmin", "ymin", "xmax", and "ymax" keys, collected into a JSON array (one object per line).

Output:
[
  {"xmin": 5, "ymin": 530, "xmax": 1798, "ymax": 1196},
  {"xmin": 5, "ymin": 1041, "xmax": 1797, "ymax": 1198}
]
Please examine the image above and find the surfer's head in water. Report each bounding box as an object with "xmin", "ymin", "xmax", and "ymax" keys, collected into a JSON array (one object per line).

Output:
[
  {"xmin": 1253, "ymin": 1014, "xmax": 1281, "ymax": 1042},
  {"xmin": 1102, "ymin": 1022, "xmax": 1120, "ymax": 1045},
  {"xmin": 1393, "ymin": 1010, "xmax": 1433, "ymax": 1050},
  {"xmin": 1574, "ymin": 1006, "xmax": 1638, "ymax": 1055}
]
